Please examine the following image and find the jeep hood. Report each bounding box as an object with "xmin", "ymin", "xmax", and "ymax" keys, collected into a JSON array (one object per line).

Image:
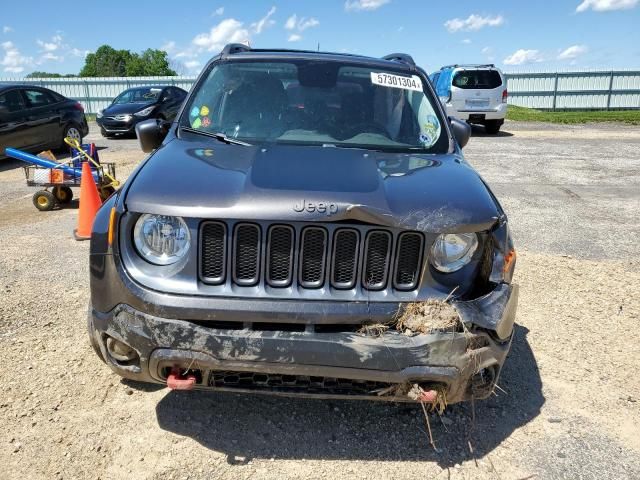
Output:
[{"xmin": 124, "ymin": 136, "xmax": 501, "ymax": 233}]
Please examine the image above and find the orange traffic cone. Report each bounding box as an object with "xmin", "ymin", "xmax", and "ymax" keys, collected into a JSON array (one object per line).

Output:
[{"xmin": 74, "ymin": 161, "xmax": 102, "ymax": 241}]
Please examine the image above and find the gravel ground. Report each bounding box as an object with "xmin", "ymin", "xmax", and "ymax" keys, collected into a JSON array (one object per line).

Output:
[{"xmin": 1, "ymin": 121, "xmax": 639, "ymax": 479}]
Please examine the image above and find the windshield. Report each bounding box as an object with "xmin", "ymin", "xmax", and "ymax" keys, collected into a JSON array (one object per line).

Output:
[
  {"xmin": 113, "ymin": 87, "xmax": 162, "ymax": 104},
  {"xmin": 180, "ymin": 60, "xmax": 447, "ymax": 152}
]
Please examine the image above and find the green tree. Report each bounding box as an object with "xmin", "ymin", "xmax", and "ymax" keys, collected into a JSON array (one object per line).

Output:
[
  {"xmin": 80, "ymin": 45, "xmax": 176, "ymax": 77},
  {"xmin": 26, "ymin": 71, "xmax": 76, "ymax": 78}
]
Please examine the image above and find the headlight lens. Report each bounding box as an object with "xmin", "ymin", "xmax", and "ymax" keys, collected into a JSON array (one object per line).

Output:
[
  {"xmin": 133, "ymin": 214, "xmax": 190, "ymax": 265},
  {"xmin": 134, "ymin": 106, "xmax": 155, "ymax": 117},
  {"xmin": 96, "ymin": 109, "xmax": 103, "ymax": 119},
  {"xmin": 430, "ymin": 233, "xmax": 478, "ymax": 273}
]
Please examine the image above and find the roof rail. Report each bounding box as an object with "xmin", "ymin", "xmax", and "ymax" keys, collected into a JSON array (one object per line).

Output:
[
  {"xmin": 440, "ymin": 63, "xmax": 496, "ymax": 70},
  {"xmin": 382, "ymin": 53, "xmax": 416, "ymax": 67},
  {"xmin": 221, "ymin": 43, "xmax": 251, "ymax": 56}
]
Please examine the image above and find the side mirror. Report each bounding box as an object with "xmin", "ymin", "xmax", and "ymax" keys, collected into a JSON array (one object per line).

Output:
[
  {"xmin": 136, "ymin": 118, "xmax": 170, "ymax": 153},
  {"xmin": 449, "ymin": 117, "xmax": 471, "ymax": 149}
]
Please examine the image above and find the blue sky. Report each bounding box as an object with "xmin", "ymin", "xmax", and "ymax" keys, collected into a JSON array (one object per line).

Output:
[{"xmin": 1, "ymin": 0, "xmax": 639, "ymax": 76}]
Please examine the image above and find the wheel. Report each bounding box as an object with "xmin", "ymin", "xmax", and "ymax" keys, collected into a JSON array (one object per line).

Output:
[
  {"xmin": 52, "ymin": 186, "xmax": 73, "ymax": 204},
  {"xmin": 62, "ymin": 123, "xmax": 83, "ymax": 149},
  {"xmin": 32, "ymin": 190, "xmax": 57, "ymax": 211},
  {"xmin": 484, "ymin": 120, "xmax": 502, "ymax": 134}
]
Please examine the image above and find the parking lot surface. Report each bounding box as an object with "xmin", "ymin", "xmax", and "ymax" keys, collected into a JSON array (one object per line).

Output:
[{"xmin": 1, "ymin": 121, "xmax": 639, "ymax": 479}]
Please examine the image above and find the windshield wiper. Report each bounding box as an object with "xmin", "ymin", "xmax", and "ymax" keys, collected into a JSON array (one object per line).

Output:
[{"xmin": 180, "ymin": 126, "xmax": 252, "ymax": 146}]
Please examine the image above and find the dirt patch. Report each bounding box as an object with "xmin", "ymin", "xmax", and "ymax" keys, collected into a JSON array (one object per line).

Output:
[{"xmin": 396, "ymin": 300, "xmax": 460, "ymax": 336}]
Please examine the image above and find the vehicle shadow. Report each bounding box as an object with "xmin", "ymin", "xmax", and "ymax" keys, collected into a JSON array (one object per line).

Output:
[
  {"xmin": 470, "ymin": 125, "xmax": 514, "ymax": 138},
  {"xmin": 154, "ymin": 325, "xmax": 543, "ymax": 468},
  {"xmin": 0, "ymin": 157, "xmax": 24, "ymax": 172}
]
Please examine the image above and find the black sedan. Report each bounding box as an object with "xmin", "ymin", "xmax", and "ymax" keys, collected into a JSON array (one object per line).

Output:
[
  {"xmin": 0, "ymin": 85, "xmax": 89, "ymax": 157},
  {"xmin": 96, "ymin": 86, "xmax": 187, "ymax": 137}
]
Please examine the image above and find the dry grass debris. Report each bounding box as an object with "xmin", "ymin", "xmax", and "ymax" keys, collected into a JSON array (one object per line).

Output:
[{"xmin": 396, "ymin": 299, "xmax": 461, "ymax": 336}]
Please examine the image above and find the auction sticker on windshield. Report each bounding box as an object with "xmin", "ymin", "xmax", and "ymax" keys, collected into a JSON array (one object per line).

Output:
[{"xmin": 371, "ymin": 72, "xmax": 423, "ymax": 92}]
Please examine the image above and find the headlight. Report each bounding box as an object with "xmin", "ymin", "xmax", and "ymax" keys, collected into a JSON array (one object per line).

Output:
[
  {"xmin": 134, "ymin": 106, "xmax": 155, "ymax": 117},
  {"xmin": 133, "ymin": 214, "xmax": 190, "ymax": 265},
  {"xmin": 430, "ymin": 233, "xmax": 478, "ymax": 273},
  {"xmin": 96, "ymin": 109, "xmax": 103, "ymax": 119}
]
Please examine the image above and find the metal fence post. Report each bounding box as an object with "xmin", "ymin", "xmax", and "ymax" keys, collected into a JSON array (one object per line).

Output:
[
  {"xmin": 552, "ymin": 72, "xmax": 559, "ymax": 111},
  {"xmin": 606, "ymin": 71, "xmax": 614, "ymax": 110},
  {"xmin": 83, "ymin": 79, "xmax": 93, "ymax": 114}
]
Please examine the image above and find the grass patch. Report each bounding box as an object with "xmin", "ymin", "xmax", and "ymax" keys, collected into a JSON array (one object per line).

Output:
[
  {"xmin": 85, "ymin": 114, "xmax": 97, "ymax": 122},
  {"xmin": 506, "ymin": 105, "xmax": 640, "ymax": 125}
]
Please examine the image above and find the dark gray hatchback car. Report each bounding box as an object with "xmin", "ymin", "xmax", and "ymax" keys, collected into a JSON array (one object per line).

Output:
[{"xmin": 88, "ymin": 44, "xmax": 517, "ymax": 404}]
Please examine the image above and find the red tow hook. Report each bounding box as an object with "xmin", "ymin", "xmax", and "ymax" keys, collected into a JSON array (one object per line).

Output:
[
  {"xmin": 418, "ymin": 389, "xmax": 438, "ymax": 403},
  {"xmin": 167, "ymin": 367, "xmax": 196, "ymax": 390}
]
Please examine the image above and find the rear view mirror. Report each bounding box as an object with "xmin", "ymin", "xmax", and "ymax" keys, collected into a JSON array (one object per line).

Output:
[
  {"xmin": 136, "ymin": 118, "xmax": 171, "ymax": 152},
  {"xmin": 449, "ymin": 117, "xmax": 471, "ymax": 149}
]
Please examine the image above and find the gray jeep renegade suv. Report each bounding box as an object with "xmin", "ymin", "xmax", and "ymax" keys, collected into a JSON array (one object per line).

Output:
[{"xmin": 88, "ymin": 44, "xmax": 517, "ymax": 404}]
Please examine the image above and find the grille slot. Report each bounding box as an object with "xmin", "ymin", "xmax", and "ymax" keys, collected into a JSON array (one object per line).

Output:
[
  {"xmin": 394, "ymin": 232, "xmax": 424, "ymax": 290},
  {"xmin": 331, "ymin": 229, "xmax": 359, "ymax": 289},
  {"xmin": 232, "ymin": 223, "xmax": 261, "ymax": 286},
  {"xmin": 363, "ymin": 231, "xmax": 392, "ymax": 290},
  {"xmin": 209, "ymin": 370, "xmax": 394, "ymax": 396},
  {"xmin": 266, "ymin": 225, "xmax": 294, "ymax": 287},
  {"xmin": 200, "ymin": 222, "xmax": 226, "ymax": 284},
  {"xmin": 299, "ymin": 227, "xmax": 327, "ymax": 288}
]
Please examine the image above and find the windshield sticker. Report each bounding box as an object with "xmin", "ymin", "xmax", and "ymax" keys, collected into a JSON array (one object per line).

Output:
[
  {"xmin": 189, "ymin": 106, "xmax": 200, "ymax": 119},
  {"xmin": 201, "ymin": 116, "xmax": 211, "ymax": 127},
  {"xmin": 191, "ymin": 117, "xmax": 202, "ymax": 129},
  {"xmin": 419, "ymin": 115, "xmax": 440, "ymax": 147},
  {"xmin": 371, "ymin": 72, "xmax": 423, "ymax": 92},
  {"xmin": 200, "ymin": 105, "xmax": 210, "ymax": 116}
]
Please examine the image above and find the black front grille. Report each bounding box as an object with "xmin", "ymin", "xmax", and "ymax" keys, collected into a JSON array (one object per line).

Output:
[
  {"xmin": 332, "ymin": 229, "xmax": 359, "ymax": 289},
  {"xmin": 363, "ymin": 231, "xmax": 392, "ymax": 290},
  {"xmin": 209, "ymin": 370, "xmax": 394, "ymax": 396},
  {"xmin": 200, "ymin": 222, "xmax": 226, "ymax": 284},
  {"xmin": 394, "ymin": 232, "xmax": 424, "ymax": 290},
  {"xmin": 299, "ymin": 227, "xmax": 327, "ymax": 288},
  {"xmin": 199, "ymin": 221, "xmax": 424, "ymax": 292},
  {"xmin": 233, "ymin": 224, "xmax": 260, "ymax": 285},
  {"xmin": 267, "ymin": 225, "xmax": 294, "ymax": 287}
]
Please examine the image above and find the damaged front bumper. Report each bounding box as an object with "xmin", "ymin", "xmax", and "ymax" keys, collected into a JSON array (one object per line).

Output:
[{"xmin": 88, "ymin": 283, "xmax": 518, "ymax": 403}]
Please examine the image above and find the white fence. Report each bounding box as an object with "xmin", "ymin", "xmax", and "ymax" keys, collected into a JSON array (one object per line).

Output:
[{"xmin": 1, "ymin": 70, "xmax": 639, "ymax": 113}]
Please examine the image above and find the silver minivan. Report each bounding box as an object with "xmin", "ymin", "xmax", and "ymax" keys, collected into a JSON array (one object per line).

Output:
[{"xmin": 430, "ymin": 64, "xmax": 507, "ymax": 134}]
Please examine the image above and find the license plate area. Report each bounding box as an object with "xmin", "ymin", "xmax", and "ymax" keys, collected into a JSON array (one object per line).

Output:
[{"xmin": 468, "ymin": 114, "xmax": 486, "ymax": 123}]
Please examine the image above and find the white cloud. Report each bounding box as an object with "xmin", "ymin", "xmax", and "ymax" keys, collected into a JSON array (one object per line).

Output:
[
  {"xmin": 576, "ymin": 0, "xmax": 637, "ymax": 12},
  {"xmin": 444, "ymin": 14, "xmax": 504, "ymax": 33},
  {"xmin": 160, "ymin": 41, "xmax": 176, "ymax": 53},
  {"xmin": 251, "ymin": 6, "xmax": 276, "ymax": 34},
  {"xmin": 461, "ymin": 38, "xmax": 472, "ymax": 44},
  {"xmin": 184, "ymin": 60, "xmax": 200, "ymax": 70},
  {"xmin": 557, "ymin": 44, "xmax": 588, "ymax": 60},
  {"xmin": 39, "ymin": 52, "xmax": 62, "ymax": 62},
  {"xmin": 2, "ymin": 26, "xmax": 12, "ymax": 34},
  {"xmin": 345, "ymin": 0, "xmax": 390, "ymax": 11},
  {"xmin": 1, "ymin": 41, "xmax": 33, "ymax": 73},
  {"xmin": 212, "ymin": 7, "xmax": 224, "ymax": 16},
  {"xmin": 503, "ymin": 49, "xmax": 544, "ymax": 65},
  {"xmin": 284, "ymin": 14, "xmax": 319, "ymax": 32},
  {"xmin": 481, "ymin": 46, "xmax": 492, "ymax": 54},
  {"xmin": 288, "ymin": 33, "xmax": 302, "ymax": 42},
  {"xmin": 192, "ymin": 18, "xmax": 250, "ymax": 52},
  {"xmin": 69, "ymin": 47, "xmax": 90, "ymax": 58},
  {"xmin": 285, "ymin": 14, "xmax": 297, "ymax": 30}
]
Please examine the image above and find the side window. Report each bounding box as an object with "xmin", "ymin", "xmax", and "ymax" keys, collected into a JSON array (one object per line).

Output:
[
  {"xmin": 0, "ymin": 90, "xmax": 26, "ymax": 113},
  {"xmin": 23, "ymin": 89, "xmax": 54, "ymax": 108},
  {"xmin": 162, "ymin": 88, "xmax": 173, "ymax": 101}
]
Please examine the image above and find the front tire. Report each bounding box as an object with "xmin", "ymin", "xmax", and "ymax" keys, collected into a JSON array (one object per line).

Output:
[{"xmin": 33, "ymin": 190, "xmax": 56, "ymax": 211}]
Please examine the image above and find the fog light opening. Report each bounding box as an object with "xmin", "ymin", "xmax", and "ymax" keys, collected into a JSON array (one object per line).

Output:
[
  {"xmin": 106, "ymin": 336, "xmax": 140, "ymax": 365},
  {"xmin": 470, "ymin": 365, "xmax": 498, "ymax": 398}
]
